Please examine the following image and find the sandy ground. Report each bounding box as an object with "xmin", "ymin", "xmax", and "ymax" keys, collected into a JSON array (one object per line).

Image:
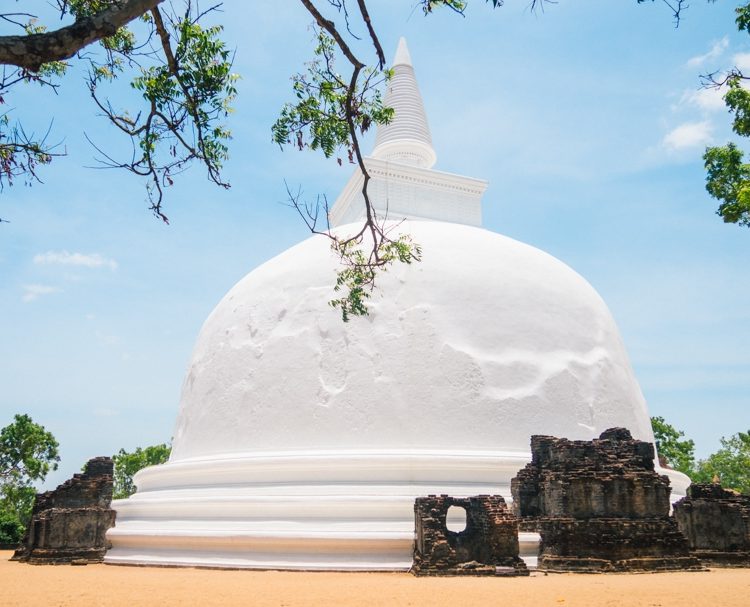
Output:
[{"xmin": 2, "ymin": 552, "xmax": 749, "ymax": 607}]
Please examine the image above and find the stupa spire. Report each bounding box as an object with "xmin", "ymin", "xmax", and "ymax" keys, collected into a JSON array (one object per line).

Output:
[
  {"xmin": 372, "ymin": 37, "xmax": 437, "ymax": 168},
  {"xmin": 329, "ymin": 38, "xmax": 487, "ymax": 228}
]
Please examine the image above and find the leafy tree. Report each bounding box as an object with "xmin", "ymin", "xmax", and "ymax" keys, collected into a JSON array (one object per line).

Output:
[
  {"xmin": 113, "ymin": 443, "xmax": 171, "ymax": 499},
  {"xmin": 0, "ymin": 414, "xmax": 60, "ymax": 486},
  {"xmin": 693, "ymin": 430, "xmax": 750, "ymax": 493},
  {"xmin": 0, "ymin": 1, "xmax": 237, "ymax": 223},
  {"xmin": 0, "ymin": 510, "xmax": 26, "ymax": 545},
  {"xmin": 651, "ymin": 416, "xmax": 696, "ymax": 476},
  {"xmin": 0, "ymin": 414, "xmax": 60, "ymax": 544},
  {"xmin": 699, "ymin": 3, "xmax": 750, "ymax": 227}
]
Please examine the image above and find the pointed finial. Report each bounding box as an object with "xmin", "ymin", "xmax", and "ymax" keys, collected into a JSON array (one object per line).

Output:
[
  {"xmin": 372, "ymin": 38, "xmax": 437, "ymax": 169},
  {"xmin": 393, "ymin": 37, "xmax": 412, "ymax": 67}
]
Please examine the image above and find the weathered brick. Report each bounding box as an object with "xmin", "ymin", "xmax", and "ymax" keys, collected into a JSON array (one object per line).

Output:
[
  {"xmin": 412, "ymin": 494, "xmax": 528, "ymax": 576},
  {"xmin": 12, "ymin": 457, "xmax": 116, "ymax": 565}
]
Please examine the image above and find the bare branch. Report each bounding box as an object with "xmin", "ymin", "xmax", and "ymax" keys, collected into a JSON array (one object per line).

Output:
[{"xmin": 0, "ymin": 13, "xmax": 38, "ymax": 29}]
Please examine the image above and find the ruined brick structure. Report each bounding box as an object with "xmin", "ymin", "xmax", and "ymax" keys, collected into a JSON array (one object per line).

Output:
[
  {"xmin": 511, "ymin": 428, "xmax": 702, "ymax": 573},
  {"xmin": 412, "ymin": 494, "xmax": 528, "ymax": 576},
  {"xmin": 12, "ymin": 457, "xmax": 116, "ymax": 564},
  {"xmin": 673, "ymin": 483, "xmax": 750, "ymax": 567}
]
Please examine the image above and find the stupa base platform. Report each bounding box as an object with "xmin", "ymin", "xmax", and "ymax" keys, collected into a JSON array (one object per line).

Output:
[
  {"xmin": 105, "ymin": 450, "xmax": 687, "ymax": 571},
  {"xmin": 106, "ymin": 530, "xmax": 542, "ymax": 571},
  {"xmin": 106, "ymin": 450, "xmax": 544, "ymax": 570}
]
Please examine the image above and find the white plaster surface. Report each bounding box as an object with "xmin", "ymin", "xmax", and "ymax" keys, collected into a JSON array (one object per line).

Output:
[
  {"xmin": 171, "ymin": 220, "xmax": 653, "ymax": 460},
  {"xmin": 372, "ymin": 38, "xmax": 436, "ymax": 168},
  {"xmin": 330, "ymin": 37, "xmax": 486, "ymax": 228}
]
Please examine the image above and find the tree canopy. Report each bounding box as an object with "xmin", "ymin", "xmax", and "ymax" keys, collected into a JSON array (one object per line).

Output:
[
  {"xmin": 0, "ymin": 414, "xmax": 60, "ymax": 544},
  {"xmin": 701, "ymin": 3, "xmax": 750, "ymax": 227},
  {"xmin": 112, "ymin": 443, "xmax": 171, "ymax": 499},
  {"xmin": 0, "ymin": 414, "xmax": 60, "ymax": 486},
  {"xmin": 651, "ymin": 416, "xmax": 750, "ymax": 494},
  {"xmin": 0, "ymin": 0, "xmax": 237, "ymax": 223},
  {"xmin": 651, "ymin": 416, "xmax": 696, "ymax": 477},
  {"xmin": 692, "ymin": 430, "xmax": 750, "ymax": 493}
]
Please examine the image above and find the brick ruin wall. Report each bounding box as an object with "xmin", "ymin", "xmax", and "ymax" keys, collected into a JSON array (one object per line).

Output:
[
  {"xmin": 412, "ymin": 494, "xmax": 528, "ymax": 576},
  {"xmin": 674, "ymin": 483, "xmax": 750, "ymax": 567},
  {"xmin": 511, "ymin": 427, "xmax": 702, "ymax": 573},
  {"xmin": 12, "ymin": 456, "xmax": 116, "ymax": 565}
]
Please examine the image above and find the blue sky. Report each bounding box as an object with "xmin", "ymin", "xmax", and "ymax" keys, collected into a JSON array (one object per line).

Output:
[{"xmin": 2, "ymin": 1, "xmax": 749, "ymax": 488}]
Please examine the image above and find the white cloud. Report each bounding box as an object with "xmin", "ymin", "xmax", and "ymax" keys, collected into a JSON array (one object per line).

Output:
[
  {"xmin": 679, "ymin": 87, "xmax": 726, "ymax": 112},
  {"xmin": 33, "ymin": 250, "xmax": 118, "ymax": 270},
  {"xmin": 662, "ymin": 121, "xmax": 713, "ymax": 151},
  {"xmin": 733, "ymin": 52, "xmax": 750, "ymax": 72},
  {"xmin": 22, "ymin": 284, "xmax": 61, "ymax": 303},
  {"xmin": 687, "ymin": 36, "xmax": 729, "ymax": 68}
]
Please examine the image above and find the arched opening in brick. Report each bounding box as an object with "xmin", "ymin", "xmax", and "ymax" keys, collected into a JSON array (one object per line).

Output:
[{"xmin": 446, "ymin": 505, "xmax": 467, "ymax": 533}]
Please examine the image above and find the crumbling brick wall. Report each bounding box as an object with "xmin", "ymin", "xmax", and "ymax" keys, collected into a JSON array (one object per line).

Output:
[
  {"xmin": 511, "ymin": 428, "xmax": 702, "ymax": 573},
  {"xmin": 12, "ymin": 456, "xmax": 116, "ymax": 565},
  {"xmin": 412, "ymin": 494, "xmax": 528, "ymax": 576},
  {"xmin": 673, "ymin": 483, "xmax": 750, "ymax": 567}
]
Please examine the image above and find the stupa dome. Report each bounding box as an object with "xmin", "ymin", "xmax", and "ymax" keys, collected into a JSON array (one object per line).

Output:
[
  {"xmin": 106, "ymin": 39, "xmax": 688, "ymax": 570},
  {"xmin": 170, "ymin": 220, "xmax": 652, "ymax": 461}
]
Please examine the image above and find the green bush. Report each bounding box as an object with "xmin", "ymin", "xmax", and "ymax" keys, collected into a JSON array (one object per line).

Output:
[{"xmin": 0, "ymin": 511, "xmax": 25, "ymax": 545}]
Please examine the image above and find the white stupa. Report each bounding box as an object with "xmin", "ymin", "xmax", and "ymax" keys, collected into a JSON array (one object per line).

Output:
[{"xmin": 106, "ymin": 39, "xmax": 689, "ymax": 570}]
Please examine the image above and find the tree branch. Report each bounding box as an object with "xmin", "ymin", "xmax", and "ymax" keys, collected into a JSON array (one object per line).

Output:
[
  {"xmin": 0, "ymin": 0, "xmax": 166, "ymax": 71},
  {"xmin": 356, "ymin": 0, "xmax": 385, "ymax": 69}
]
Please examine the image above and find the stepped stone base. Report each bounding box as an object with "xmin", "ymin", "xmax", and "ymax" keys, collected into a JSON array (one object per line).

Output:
[
  {"xmin": 412, "ymin": 495, "xmax": 528, "ymax": 576},
  {"xmin": 538, "ymin": 517, "xmax": 703, "ymax": 573},
  {"xmin": 690, "ymin": 551, "xmax": 750, "ymax": 568}
]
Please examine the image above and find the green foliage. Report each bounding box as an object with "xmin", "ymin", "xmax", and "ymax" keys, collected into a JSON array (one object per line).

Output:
[
  {"xmin": 113, "ymin": 443, "xmax": 171, "ymax": 499},
  {"xmin": 0, "ymin": 414, "xmax": 60, "ymax": 485},
  {"xmin": 64, "ymin": 0, "xmax": 137, "ymax": 58},
  {"xmin": 0, "ymin": 414, "xmax": 60, "ymax": 545},
  {"xmin": 736, "ymin": 1, "xmax": 750, "ymax": 33},
  {"xmin": 22, "ymin": 20, "xmax": 68, "ymax": 80},
  {"xmin": 650, "ymin": 416, "xmax": 750, "ymax": 494},
  {"xmin": 422, "ymin": 0, "xmax": 504, "ymax": 13},
  {"xmin": 724, "ymin": 78, "xmax": 750, "ymax": 137},
  {"xmin": 650, "ymin": 416, "xmax": 696, "ymax": 476},
  {"xmin": 273, "ymin": 32, "xmax": 392, "ymax": 161},
  {"xmin": 104, "ymin": 14, "xmax": 238, "ymax": 218},
  {"xmin": 0, "ymin": 2, "xmax": 238, "ymax": 219},
  {"xmin": 700, "ymin": 2, "xmax": 750, "ymax": 228},
  {"xmin": 693, "ymin": 430, "xmax": 750, "ymax": 493},
  {"xmin": 0, "ymin": 510, "xmax": 25, "ymax": 544},
  {"xmin": 0, "ymin": 484, "xmax": 35, "ymax": 543},
  {"xmin": 703, "ymin": 144, "xmax": 750, "ymax": 226},
  {"xmin": 329, "ymin": 235, "xmax": 422, "ymax": 321}
]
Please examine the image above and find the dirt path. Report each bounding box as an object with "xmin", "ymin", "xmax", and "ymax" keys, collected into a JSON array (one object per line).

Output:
[{"xmin": 2, "ymin": 552, "xmax": 749, "ymax": 607}]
